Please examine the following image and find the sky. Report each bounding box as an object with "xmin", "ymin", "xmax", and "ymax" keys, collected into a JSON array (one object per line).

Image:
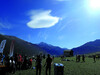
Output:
[{"xmin": 0, "ymin": 0, "xmax": 100, "ymax": 49}]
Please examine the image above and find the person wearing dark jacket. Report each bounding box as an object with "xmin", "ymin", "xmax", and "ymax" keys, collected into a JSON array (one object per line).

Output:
[
  {"xmin": 93, "ymin": 55, "xmax": 96, "ymax": 62},
  {"xmin": 45, "ymin": 54, "xmax": 52, "ymax": 75},
  {"xmin": 9, "ymin": 57, "xmax": 16, "ymax": 73},
  {"xmin": 36, "ymin": 55, "xmax": 42, "ymax": 75},
  {"xmin": 82, "ymin": 55, "xmax": 85, "ymax": 62}
]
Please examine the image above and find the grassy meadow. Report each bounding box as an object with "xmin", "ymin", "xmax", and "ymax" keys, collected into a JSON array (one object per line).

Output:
[{"xmin": 8, "ymin": 57, "xmax": 100, "ymax": 75}]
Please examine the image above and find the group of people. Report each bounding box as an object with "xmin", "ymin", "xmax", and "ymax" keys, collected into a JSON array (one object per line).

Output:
[
  {"xmin": 35, "ymin": 54, "xmax": 53, "ymax": 75},
  {"xmin": 76, "ymin": 54, "xmax": 99, "ymax": 62},
  {"xmin": 0, "ymin": 53, "xmax": 53, "ymax": 75},
  {"xmin": 76, "ymin": 55, "xmax": 85, "ymax": 62},
  {"xmin": 14, "ymin": 53, "xmax": 33, "ymax": 70},
  {"xmin": 0, "ymin": 53, "xmax": 33, "ymax": 74}
]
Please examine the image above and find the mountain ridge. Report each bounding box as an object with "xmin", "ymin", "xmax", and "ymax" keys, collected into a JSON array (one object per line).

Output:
[
  {"xmin": 1, "ymin": 34, "xmax": 100, "ymax": 56},
  {"xmin": 38, "ymin": 42, "xmax": 68, "ymax": 56},
  {"xmin": 72, "ymin": 39, "xmax": 100, "ymax": 55}
]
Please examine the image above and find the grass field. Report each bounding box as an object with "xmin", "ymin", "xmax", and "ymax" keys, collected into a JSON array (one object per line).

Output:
[{"xmin": 8, "ymin": 57, "xmax": 100, "ymax": 75}]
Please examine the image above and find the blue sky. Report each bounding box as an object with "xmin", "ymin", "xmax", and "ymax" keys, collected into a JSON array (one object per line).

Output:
[{"xmin": 0, "ymin": 0, "xmax": 100, "ymax": 49}]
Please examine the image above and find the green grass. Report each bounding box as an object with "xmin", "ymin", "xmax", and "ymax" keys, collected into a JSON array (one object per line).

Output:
[{"xmin": 10, "ymin": 57, "xmax": 100, "ymax": 75}]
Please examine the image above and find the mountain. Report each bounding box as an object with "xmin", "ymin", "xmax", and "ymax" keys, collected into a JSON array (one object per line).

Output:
[
  {"xmin": 72, "ymin": 39, "xmax": 100, "ymax": 55},
  {"xmin": 38, "ymin": 42, "xmax": 68, "ymax": 56},
  {"xmin": 0, "ymin": 34, "xmax": 46, "ymax": 56}
]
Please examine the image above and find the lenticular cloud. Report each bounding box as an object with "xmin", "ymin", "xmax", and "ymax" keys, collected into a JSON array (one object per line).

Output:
[{"xmin": 27, "ymin": 10, "xmax": 60, "ymax": 28}]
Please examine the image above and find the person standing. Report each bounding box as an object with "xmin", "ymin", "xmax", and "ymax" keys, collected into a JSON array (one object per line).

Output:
[
  {"xmin": 15, "ymin": 53, "xmax": 18, "ymax": 70},
  {"xmin": 52, "ymin": 56, "xmax": 54, "ymax": 60},
  {"xmin": 76, "ymin": 55, "xmax": 78, "ymax": 62},
  {"xmin": 23, "ymin": 55, "xmax": 28, "ymax": 69},
  {"xmin": 45, "ymin": 54, "xmax": 52, "ymax": 75},
  {"xmin": 36, "ymin": 55, "xmax": 42, "ymax": 75},
  {"xmin": 93, "ymin": 55, "xmax": 96, "ymax": 62},
  {"xmin": 78, "ymin": 55, "xmax": 80, "ymax": 62},
  {"xmin": 82, "ymin": 55, "xmax": 85, "ymax": 62},
  {"xmin": 29, "ymin": 57, "xmax": 32, "ymax": 68},
  {"xmin": 9, "ymin": 57, "xmax": 16, "ymax": 73},
  {"xmin": 18, "ymin": 54, "xmax": 22, "ymax": 70}
]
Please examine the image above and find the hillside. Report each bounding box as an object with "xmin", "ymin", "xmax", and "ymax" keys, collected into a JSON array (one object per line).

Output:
[
  {"xmin": 38, "ymin": 42, "xmax": 68, "ymax": 56},
  {"xmin": 2, "ymin": 34, "xmax": 100, "ymax": 56},
  {"xmin": 0, "ymin": 34, "xmax": 46, "ymax": 56},
  {"xmin": 72, "ymin": 39, "xmax": 100, "ymax": 55}
]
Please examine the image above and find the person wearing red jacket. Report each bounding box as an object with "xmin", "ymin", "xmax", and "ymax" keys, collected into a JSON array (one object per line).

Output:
[
  {"xmin": 29, "ymin": 58, "xmax": 32, "ymax": 68},
  {"xmin": 18, "ymin": 54, "xmax": 22, "ymax": 70}
]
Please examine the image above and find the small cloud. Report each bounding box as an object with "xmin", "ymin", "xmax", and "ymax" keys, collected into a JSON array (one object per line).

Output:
[
  {"xmin": 38, "ymin": 31, "xmax": 48, "ymax": 40},
  {"xmin": 28, "ymin": 34, "xmax": 31, "ymax": 41},
  {"xmin": 0, "ymin": 22, "xmax": 10, "ymax": 29},
  {"xmin": 58, "ymin": 20, "xmax": 73, "ymax": 32},
  {"xmin": 0, "ymin": 18, "xmax": 11, "ymax": 29},
  {"xmin": 59, "ymin": 18, "xmax": 63, "ymax": 20},
  {"xmin": 27, "ymin": 10, "xmax": 60, "ymax": 28},
  {"xmin": 58, "ymin": 35, "xmax": 64, "ymax": 40},
  {"xmin": 0, "ymin": 32, "xmax": 5, "ymax": 35},
  {"xmin": 91, "ymin": 32, "xmax": 97, "ymax": 35}
]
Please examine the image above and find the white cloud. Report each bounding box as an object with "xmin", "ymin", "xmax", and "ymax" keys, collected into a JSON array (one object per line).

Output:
[
  {"xmin": 27, "ymin": 10, "xmax": 60, "ymax": 28},
  {"xmin": 58, "ymin": 20, "xmax": 73, "ymax": 32},
  {"xmin": 0, "ymin": 23, "xmax": 10, "ymax": 29},
  {"xmin": 58, "ymin": 35, "xmax": 64, "ymax": 40},
  {"xmin": 0, "ymin": 18, "xmax": 11, "ymax": 29},
  {"xmin": 91, "ymin": 32, "xmax": 97, "ymax": 35}
]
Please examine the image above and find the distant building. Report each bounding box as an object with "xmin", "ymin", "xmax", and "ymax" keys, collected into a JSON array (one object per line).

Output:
[{"xmin": 64, "ymin": 50, "xmax": 73, "ymax": 57}]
